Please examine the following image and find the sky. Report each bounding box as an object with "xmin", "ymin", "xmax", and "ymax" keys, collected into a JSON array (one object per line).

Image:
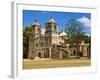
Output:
[{"xmin": 23, "ymin": 10, "xmax": 91, "ymax": 35}]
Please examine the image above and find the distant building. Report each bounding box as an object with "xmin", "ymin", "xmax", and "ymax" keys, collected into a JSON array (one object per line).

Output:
[{"xmin": 28, "ymin": 17, "xmax": 90, "ymax": 59}]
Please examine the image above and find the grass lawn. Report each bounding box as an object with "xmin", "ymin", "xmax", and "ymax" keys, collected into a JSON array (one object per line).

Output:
[{"xmin": 23, "ymin": 59, "xmax": 91, "ymax": 69}]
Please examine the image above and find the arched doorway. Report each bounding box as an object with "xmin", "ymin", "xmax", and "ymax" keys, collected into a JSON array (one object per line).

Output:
[
  {"xmin": 73, "ymin": 50, "xmax": 76, "ymax": 56},
  {"xmin": 38, "ymin": 52, "xmax": 41, "ymax": 58}
]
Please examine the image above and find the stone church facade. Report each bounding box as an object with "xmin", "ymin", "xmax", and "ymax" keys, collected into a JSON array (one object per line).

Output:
[{"xmin": 28, "ymin": 17, "xmax": 90, "ymax": 59}]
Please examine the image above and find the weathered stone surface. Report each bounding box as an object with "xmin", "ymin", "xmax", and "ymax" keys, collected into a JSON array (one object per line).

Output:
[{"xmin": 28, "ymin": 18, "xmax": 91, "ymax": 59}]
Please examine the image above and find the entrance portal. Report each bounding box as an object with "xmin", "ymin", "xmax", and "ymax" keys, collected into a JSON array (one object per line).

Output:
[{"xmin": 38, "ymin": 52, "xmax": 41, "ymax": 58}]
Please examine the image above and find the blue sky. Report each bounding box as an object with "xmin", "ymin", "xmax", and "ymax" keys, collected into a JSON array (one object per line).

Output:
[{"xmin": 23, "ymin": 10, "xmax": 91, "ymax": 34}]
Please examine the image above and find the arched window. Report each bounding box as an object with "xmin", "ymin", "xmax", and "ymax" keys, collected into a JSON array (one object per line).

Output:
[
  {"xmin": 41, "ymin": 43, "xmax": 44, "ymax": 47},
  {"xmin": 54, "ymin": 26, "xmax": 56, "ymax": 31},
  {"xmin": 48, "ymin": 27, "xmax": 50, "ymax": 31}
]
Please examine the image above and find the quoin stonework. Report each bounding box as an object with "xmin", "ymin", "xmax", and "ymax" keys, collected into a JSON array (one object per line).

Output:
[{"xmin": 28, "ymin": 17, "xmax": 90, "ymax": 59}]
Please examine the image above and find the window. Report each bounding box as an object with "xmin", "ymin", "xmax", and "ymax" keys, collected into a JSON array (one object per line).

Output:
[
  {"xmin": 48, "ymin": 27, "xmax": 50, "ymax": 31},
  {"xmin": 41, "ymin": 43, "xmax": 44, "ymax": 47},
  {"xmin": 36, "ymin": 44, "xmax": 38, "ymax": 47},
  {"xmin": 54, "ymin": 26, "xmax": 56, "ymax": 31},
  {"xmin": 38, "ymin": 28, "xmax": 41, "ymax": 33}
]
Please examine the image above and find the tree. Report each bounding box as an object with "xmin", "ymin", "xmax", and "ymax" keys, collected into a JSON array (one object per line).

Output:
[
  {"xmin": 84, "ymin": 35, "xmax": 91, "ymax": 44},
  {"xmin": 23, "ymin": 26, "xmax": 29, "ymax": 58},
  {"xmin": 65, "ymin": 19, "xmax": 85, "ymax": 58},
  {"xmin": 23, "ymin": 25, "xmax": 35, "ymax": 58}
]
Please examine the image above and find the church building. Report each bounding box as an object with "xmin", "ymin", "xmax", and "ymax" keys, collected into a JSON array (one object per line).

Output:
[{"xmin": 28, "ymin": 17, "xmax": 90, "ymax": 59}]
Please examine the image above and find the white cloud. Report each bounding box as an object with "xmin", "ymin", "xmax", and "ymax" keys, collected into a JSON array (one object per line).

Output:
[
  {"xmin": 85, "ymin": 33, "xmax": 91, "ymax": 36},
  {"xmin": 77, "ymin": 16, "xmax": 91, "ymax": 27},
  {"xmin": 41, "ymin": 28, "xmax": 45, "ymax": 35},
  {"xmin": 40, "ymin": 12, "xmax": 48, "ymax": 13}
]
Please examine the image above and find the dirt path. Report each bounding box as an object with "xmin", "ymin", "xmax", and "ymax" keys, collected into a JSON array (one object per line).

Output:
[{"xmin": 23, "ymin": 59, "xmax": 91, "ymax": 69}]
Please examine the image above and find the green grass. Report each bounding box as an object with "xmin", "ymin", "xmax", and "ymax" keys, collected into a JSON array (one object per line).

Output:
[{"xmin": 23, "ymin": 59, "xmax": 91, "ymax": 69}]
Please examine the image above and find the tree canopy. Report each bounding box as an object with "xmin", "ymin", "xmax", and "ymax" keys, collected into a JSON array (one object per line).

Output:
[
  {"xmin": 65, "ymin": 18, "xmax": 86, "ymax": 57},
  {"xmin": 23, "ymin": 25, "xmax": 35, "ymax": 58},
  {"xmin": 65, "ymin": 19, "xmax": 85, "ymax": 45}
]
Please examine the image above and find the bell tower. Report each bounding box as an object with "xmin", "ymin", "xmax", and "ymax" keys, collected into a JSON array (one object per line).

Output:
[
  {"xmin": 45, "ymin": 17, "xmax": 59, "ymax": 47},
  {"xmin": 32, "ymin": 20, "xmax": 41, "ymax": 38},
  {"xmin": 28, "ymin": 20, "xmax": 41, "ymax": 59}
]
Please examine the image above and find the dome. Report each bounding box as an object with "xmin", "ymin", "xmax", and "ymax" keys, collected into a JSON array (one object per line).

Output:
[
  {"xmin": 33, "ymin": 20, "xmax": 40, "ymax": 26},
  {"xmin": 59, "ymin": 30, "xmax": 67, "ymax": 36},
  {"xmin": 48, "ymin": 17, "xmax": 56, "ymax": 23}
]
